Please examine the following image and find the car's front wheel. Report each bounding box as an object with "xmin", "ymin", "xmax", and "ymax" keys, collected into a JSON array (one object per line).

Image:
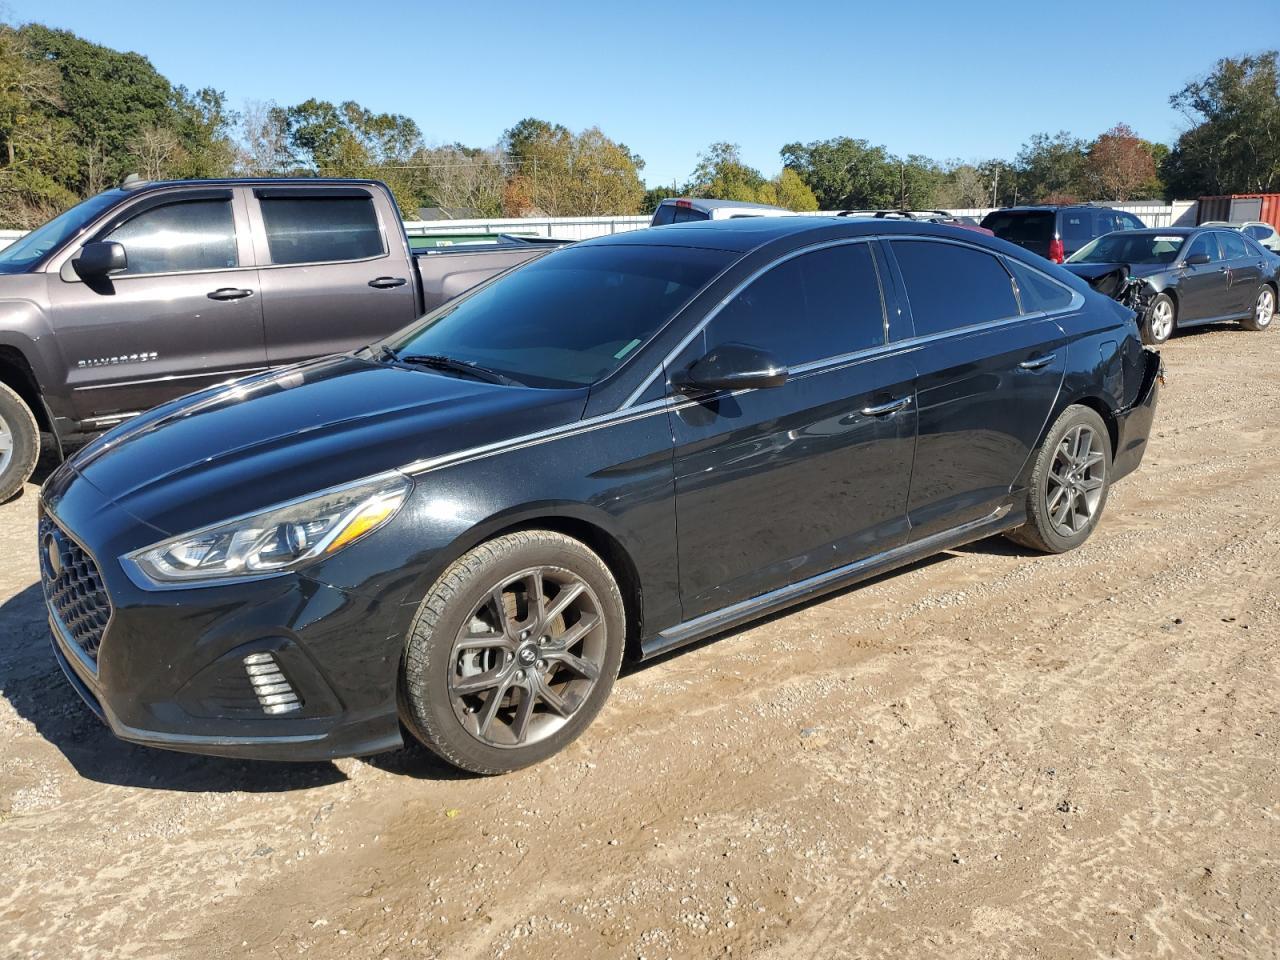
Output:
[
  {"xmin": 0, "ymin": 382, "xmax": 40, "ymax": 504},
  {"xmin": 1241, "ymin": 284, "xmax": 1275, "ymax": 332},
  {"xmin": 1143, "ymin": 292, "xmax": 1176, "ymax": 345},
  {"xmin": 401, "ymin": 530, "xmax": 626, "ymax": 774},
  {"xmin": 1006, "ymin": 404, "xmax": 1112, "ymax": 554}
]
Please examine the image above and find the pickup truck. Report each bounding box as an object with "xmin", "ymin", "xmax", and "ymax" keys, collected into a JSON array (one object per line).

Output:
[{"xmin": 0, "ymin": 177, "xmax": 567, "ymax": 501}]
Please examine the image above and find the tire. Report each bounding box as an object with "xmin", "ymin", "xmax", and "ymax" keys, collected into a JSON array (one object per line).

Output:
[
  {"xmin": 401, "ymin": 530, "xmax": 626, "ymax": 774},
  {"xmin": 1143, "ymin": 292, "xmax": 1176, "ymax": 345},
  {"xmin": 1241, "ymin": 284, "xmax": 1275, "ymax": 332},
  {"xmin": 0, "ymin": 381, "xmax": 40, "ymax": 504},
  {"xmin": 1005, "ymin": 404, "xmax": 1112, "ymax": 555}
]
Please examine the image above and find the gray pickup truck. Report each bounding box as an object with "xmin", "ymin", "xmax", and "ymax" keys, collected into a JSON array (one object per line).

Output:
[{"xmin": 0, "ymin": 177, "xmax": 566, "ymax": 500}]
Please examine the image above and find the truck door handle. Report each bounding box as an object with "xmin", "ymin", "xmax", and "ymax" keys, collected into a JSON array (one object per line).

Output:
[
  {"xmin": 369, "ymin": 276, "xmax": 407, "ymax": 289},
  {"xmin": 861, "ymin": 396, "xmax": 912, "ymax": 417},
  {"xmin": 1019, "ymin": 353, "xmax": 1057, "ymax": 370},
  {"xmin": 207, "ymin": 287, "xmax": 254, "ymax": 301}
]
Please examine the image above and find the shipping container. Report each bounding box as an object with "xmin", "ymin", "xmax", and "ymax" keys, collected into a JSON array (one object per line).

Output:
[{"xmin": 1197, "ymin": 193, "xmax": 1280, "ymax": 230}]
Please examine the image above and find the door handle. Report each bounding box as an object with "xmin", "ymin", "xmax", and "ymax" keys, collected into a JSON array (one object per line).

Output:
[
  {"xmin": 207, "ymin": 287, "xmax": 254, "ymax": 301},
  {"xmin": 369, "ymin": 276, "xmax": 408, "ymax": 289},
  {"xmin": 1019, "ymin": 353, "xmax": 1057, "ymax": 370},
  {"xmin": 861, "ymin": 396, "xmax": 912, "ymax": 417}
]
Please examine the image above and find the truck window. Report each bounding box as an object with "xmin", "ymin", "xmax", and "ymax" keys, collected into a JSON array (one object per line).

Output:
[
  {"xmin": 260, "ymin": 195, "xmax": 385, "ymax": 265},
  {"xmin": 104, "ymin": 199, "xmax": 238, "ymax": 275}
]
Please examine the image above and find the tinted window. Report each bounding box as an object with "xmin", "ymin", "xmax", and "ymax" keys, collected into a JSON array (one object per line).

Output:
[
  {"xmin": 1184, "ymin": 233, "xmax": 1220, "ymax": 262},
  {"xmin": 651, "ymin": 204, "xmax": 708, "ymax": 226},
  {"xmin": 705, "ymin": 243, "xmax": 885, "ymax": 365},
  {"xmin": 891, "ymin": 240, "xmax": 1019, "ymax": 335},
  {"xmin": 260, "ymin": 195, "xmax": 384, "ymax": 264},
  {"xmin": 980, "ymin": 211, "xmax": 1054, "ymax": 244},
  {"xmin": 392, "ymin": 245, "xmax": 732, "ymax": 388},
  {"xmin": 1069, "ymin": 233, "xmax": 1184, "ymax": 265},
  {"xmin": 1120, "ymin": 213, "xmax": 1146, "ymax": 230},
  {"xmin": 0, "ymin": 190, "xmax": 122, "ymax": 274},
  {"xmin": 1006, "ymin": 258, "xmax": 1075, "ymax": 312},
  {"xmin": 1244, "ymin": 224, "xmax": 1270, "ymax": 240},
  {"xmin": 1060, "ymin": 210, "xmax": 1094, "ymax": 245},
  {"xmin": 1218, "ymin": 231, "xmax": 1249, "ymax": 259},
  {"xmin": 104, "ymin": 199, "xmax": 237, "ymax": 275}
]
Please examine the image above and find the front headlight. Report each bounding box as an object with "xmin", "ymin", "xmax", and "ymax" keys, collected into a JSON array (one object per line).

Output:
[{"xmin": 124, "ymin": 473, "xmax": 411, "ymax": 587}]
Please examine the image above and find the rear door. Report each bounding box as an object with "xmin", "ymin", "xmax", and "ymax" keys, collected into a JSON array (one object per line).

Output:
[
  {"xmin": 1178, "ymin": 233, "xmax": 1228, "ymax": 322},
  {"xmin": 1218, "ymin": 230, "xmax": 1264, "ymax": 315},
  {"xmin": 1059, "ymin": 209, "xmax": 1096, "ymax": 259},
  {"xmin": 668, "ymin": 241, "xmax": 916, "ymax": 619},
  {"xmin": 249, "ymin": 185, "xmax": 419, "ymax": 365},
  {"xmin": 884, "ymin": 239, "xmax": 1068, "ymax": 539},
  {"xmin": 46, "ymin": 188, "xmax": 265, "ymax": 426}
]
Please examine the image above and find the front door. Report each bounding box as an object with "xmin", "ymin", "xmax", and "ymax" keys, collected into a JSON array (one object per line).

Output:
[
  {"xmin": 249, "ymin": 187, "xmax": 418, "ymax": 365},
  {"xmin": 886, "ymin": 239, "xmax": 1067, "ymax": 539},
  {"xmin": 669, "ymin": 241, "xmax": 917, "ymax": 620},
  {"xmin": 46, "ymin": 190, "xmax": 265, "ymax": 426},
  {"xmin": 1178, "ymin": 233, "xmax": 1229, "ymax": 322}
]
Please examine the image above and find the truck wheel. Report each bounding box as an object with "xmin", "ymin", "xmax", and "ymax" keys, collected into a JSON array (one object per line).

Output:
[
  {"xmin": 1241, "ymin": 284, "xmax": 1275, "ymax": 332},
  {"xmin": 1005, "ymin": 404, "xmax": 1112, "ymax": 555},
  {"xmin": 1143, "ymin": 293, "xmax": 1176, "ymax": 345},
  {"xmin": 0, "ymin": 382, "xmax": 40, "ymax": 503},
  {"xmin": 401, "ymin": 530, "xmax": 626, "ymax": 774}
]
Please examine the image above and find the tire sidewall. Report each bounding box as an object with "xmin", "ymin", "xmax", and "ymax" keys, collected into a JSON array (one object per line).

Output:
[
  {"xmin": 1031, "ymin": 406, "xmax": 1113, "ymax": 553},
  {"xmin": 0, "ymin": 384, "xmax": 39, "ymax": 503},
  {"xmin": 403, "ymin": 533, "xmax": 625, "ymax": 774}
]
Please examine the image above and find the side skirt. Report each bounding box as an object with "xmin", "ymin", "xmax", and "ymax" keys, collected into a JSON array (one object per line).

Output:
[{"xmin": 641, "ymin": 504, "xmax": 1019, "ymax": 660}]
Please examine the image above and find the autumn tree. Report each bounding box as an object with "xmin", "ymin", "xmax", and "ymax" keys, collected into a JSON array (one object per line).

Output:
[
  {"xmin": 500, "ymin": 118, "xmax": 645, "ymax": 216},
  {"xmin": 1084, "ymin": 123, "xmax": 1159, "ymax": 200}
]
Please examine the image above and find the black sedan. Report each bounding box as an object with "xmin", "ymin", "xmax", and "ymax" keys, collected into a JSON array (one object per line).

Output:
[
  {"xmin": 39, "ymin": 217, "xmax": 1162, "ymax": 774},
  {"xmin": 1064, "ymin": 227, "xmax": 1279, "ymax": 345}
]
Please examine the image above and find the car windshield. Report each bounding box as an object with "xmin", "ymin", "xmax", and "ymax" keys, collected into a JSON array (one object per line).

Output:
[
  {"xmin": 388, "ymin": 244, "xmax": 733, "ymax": 388},
  {"xmin": 0, "ymin": 190, "xmax": 124, "ymax": 274},
  {"xmin": 1068, "ymin": 233, "xmax": 1184, "ymax": 265}
]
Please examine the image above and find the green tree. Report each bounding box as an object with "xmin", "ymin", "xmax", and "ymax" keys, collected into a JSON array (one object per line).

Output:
[
  {"xmin": 1163, "ymin": 51, "xmax": 1280, "ymax": 196},
  {"xmin": 642, "ymin": 185, "xmax": 680, "ymax": 214},
  {"xmin": 769, "ymin": 167, "xmax": 819, "ymax": 210},
  {"xmin": 1014, "ymin": 131, "xmax": 1089, "ymax": 203},
  {"xmin": 687, "ymin": 142, "xmax": 771, "ymax": 202},
  {"xmin": 780, "ymin": 137, "xmax": 897, "ymax": 209},
  {"xmin": 500, "ymin": 118, "xmax": 645, "ymax": 216}
]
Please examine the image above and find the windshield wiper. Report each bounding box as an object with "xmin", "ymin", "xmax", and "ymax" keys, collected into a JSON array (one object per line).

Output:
[{"xmin": 394, "ymin": 353, "xmax": 522, "ymax": 386}]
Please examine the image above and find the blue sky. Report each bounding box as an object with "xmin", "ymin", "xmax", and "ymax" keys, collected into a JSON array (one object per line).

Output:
[{"xmin": 8, "ymin": 0, "xmax": 1275, "ymax": 187}]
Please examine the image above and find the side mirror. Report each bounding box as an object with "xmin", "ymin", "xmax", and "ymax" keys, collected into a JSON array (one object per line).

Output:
[
  {"xmin": 73, "ymin": 241, "xmax": 128, "ymax": 279},
  {"xmin": 671, "ymin": 342, "xmax": 788, "ymax": 394},
  {"xmin": 1183, "ymin": 252, "xmax": 1211, "ymax": 267}
]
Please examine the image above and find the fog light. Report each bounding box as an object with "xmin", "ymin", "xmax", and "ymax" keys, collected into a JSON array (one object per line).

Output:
[{"xmin": 243, "ymin": 652, "xmax": 302, "ymax": 715}]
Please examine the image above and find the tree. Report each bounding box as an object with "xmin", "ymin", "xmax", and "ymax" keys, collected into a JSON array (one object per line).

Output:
[
  {"xmin": 770, "ymin": 167, "xmax": 819, "ymax": 211},
  {"xmin": 781, "ymin": 136, "xmax": 898, "ymax": 209},
  {"xmin": 412, "ymin": 142, "xmax": 507, "ymax": 217},
  {"xmin": 1163, "ymin": 51, "xmax": 1280, "ymax": 196},
  {"xmin": 1084, "ymin": 123, "xmax": 1159, "ymax": 201},
  {"xmin": 500, "ymin": 118, "xmax": 645, "ymax": 216},
  {"xmin": 687, "ymin": 142, "xmax": 771, "ymax": 202},
  {"xmin": 128, "ymin": 124, "xmax": 185, "ymax": 179},
  {"xmin": 642, "ymin": 185, "xmax": 680, "ymax": 214},
  {"xmin": 170, "ymin": 86, "xmax": 237, "ymax": 178},
  {"xmin": 936, "ymin": 162, "xmax": 989, "ymax": 208},
  {"xmin": 237, "ymin": 100, "xmax": 291, "ymax": 175},
  {"xmin": 1014, "ymin": 131, "xmax": 1089, "ymax": 203}
]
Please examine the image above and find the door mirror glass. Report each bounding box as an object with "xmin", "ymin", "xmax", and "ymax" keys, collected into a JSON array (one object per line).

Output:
[
  {"xmin": 73, "ymin": 241, "xmax": 128, "ymax": 279},
  {"xmin": 1183, "ymin": 252, "xmax": 1211, "ymax": 266},
  {"xmin": 671, "ymin": 342, "xmax": 788, "ymax": 394}
]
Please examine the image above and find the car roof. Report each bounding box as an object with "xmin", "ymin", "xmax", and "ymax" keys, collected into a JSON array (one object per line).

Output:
[
  {"xmin": 657, "ymin": 197, "xmax": 788, "ymax": 213},
  {"xmin": 116, "ymin": 176, "xmax": 387, "ymax": 194},
  {"xmin": 577, "ymin": 215, "xmax": 1006, "ymax": 254}
]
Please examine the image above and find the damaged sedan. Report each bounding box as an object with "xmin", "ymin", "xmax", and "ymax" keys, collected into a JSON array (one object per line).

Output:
[{"xmin": 1064, "ymin": 227, "xmax": 1279, "ymax": 345}]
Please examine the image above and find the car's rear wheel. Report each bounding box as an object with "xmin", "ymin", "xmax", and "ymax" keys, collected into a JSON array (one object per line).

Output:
[
  {"xmin": 1241, "ymin": 284, "xmax": 1275, "ymax": 332},
  {"xmin": 0, "ymin": 382, "xmax": 40, "ymax": 503},
  {"xmin": 401, "ymin": 530, "xmax": 625, "ymax": 774},
  {"xmin": 1005, "ymin": 405, "xmax": 1112, "ymax": 554},
  {"xmin": 1143, "ymin": 293, "xmax": 1176, "ymax": 345}
]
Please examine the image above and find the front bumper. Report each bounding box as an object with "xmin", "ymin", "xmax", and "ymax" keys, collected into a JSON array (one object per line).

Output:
[
  {"xmin": 1112, "ymin": 348, "xmax": 1162, "ymax": 483},
  {"xmin": 40, "ymin": 494, "xmax": 415, "ymax": 762}
]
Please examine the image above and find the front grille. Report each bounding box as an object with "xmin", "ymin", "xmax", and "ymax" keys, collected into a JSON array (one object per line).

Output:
[{"xmin": 39, "ymin": 515, "xmax": 112, "ymax": 665}]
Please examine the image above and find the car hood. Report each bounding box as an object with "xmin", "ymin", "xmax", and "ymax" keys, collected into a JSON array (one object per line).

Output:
[
  {"xmin": 50, "ymin": 355, "xmax": 588, "ymax": 536},
  {"xmin": 1062, "ymin": 261, "xmax": 1170, "ymax": 299}
]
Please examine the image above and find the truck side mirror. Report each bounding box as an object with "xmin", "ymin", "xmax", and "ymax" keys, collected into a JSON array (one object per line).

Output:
[{"xmin": 73, "ymin": 241, "xmax": 128, "ymax": 280}]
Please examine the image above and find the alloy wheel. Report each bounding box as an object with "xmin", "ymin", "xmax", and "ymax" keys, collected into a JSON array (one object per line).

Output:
[
  {"xmin": 0, "ymin": 411, "xmax": 13, "ymax": 476},
  {"xmin": 448, "ymin": 565, "xmax": 607, "ymax": 748},
  {"xmin": 1149, "ymin": 298, "xmax": 1174, "ymax": 341},
  {"xmin": 1047, "ymin": 424, "xmax": 1105, "ymax": 538},
  {"xmin": 1257, "ymin": 287, "xmax": 1275, "ymax": 328}
]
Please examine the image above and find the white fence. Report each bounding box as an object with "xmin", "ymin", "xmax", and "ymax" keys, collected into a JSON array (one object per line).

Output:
[{"xmin": 0, "ymin": 202, "xmax": 1200, "ymax": 250}]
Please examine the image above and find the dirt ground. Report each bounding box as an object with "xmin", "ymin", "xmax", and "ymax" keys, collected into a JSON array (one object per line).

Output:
[{"xmin": 1, "ymin": 325, "xmax": 1278, "ymax": 960}]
